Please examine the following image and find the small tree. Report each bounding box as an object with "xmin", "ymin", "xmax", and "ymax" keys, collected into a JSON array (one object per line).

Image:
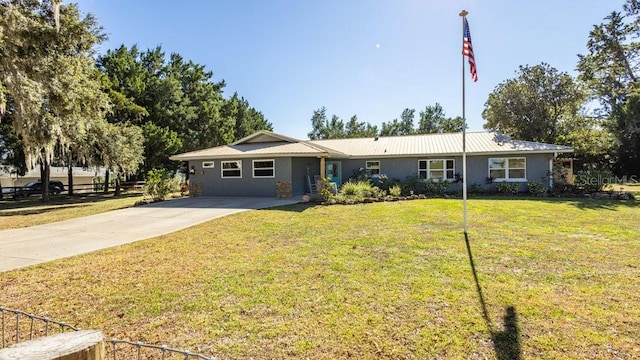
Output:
[{"xmin": 144, "ymin": 168, "xmax": 173, "ymax": 201}]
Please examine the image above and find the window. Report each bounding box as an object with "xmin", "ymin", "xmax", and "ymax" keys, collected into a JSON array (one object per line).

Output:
[
  {"xmin": 202, "ymin": 161, "xmax": 215, "ymax": 168},
  {"xmin": 489, "ymin": 157, "xmax": 526, "ymax": 180},
  {"xmin": 253, "ymin": 159, "xmax": 275, "ymax": 178},
  {"xmin": 419, "ymin": 159, "xmax": 455, "ymax": 180},
  {"xmin": 221, "ymin": 160, "xmax": 242, "ymax": 178},
  {"xmin": 366, "ymin": 160, "xmax": 380, "ymax": 177}
]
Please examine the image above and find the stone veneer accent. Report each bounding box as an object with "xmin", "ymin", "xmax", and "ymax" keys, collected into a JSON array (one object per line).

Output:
[
  {"xmin": 189, "ymin": 182, "xmax": 202, "ymax": 197},
  {"xmin": 275, "ymin": 180, "xmax": 292, "ymax": 198}
]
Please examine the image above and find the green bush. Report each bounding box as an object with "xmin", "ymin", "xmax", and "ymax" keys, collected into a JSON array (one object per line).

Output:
[
  {"xmin": 527, "ymin": 181, "xmax": 548, "ymax": 196},
  {"xmin": 144, "ymin": 168, "xmax": 173, "ymax": 201},
  {"xmin": 400, "ymin": 175, "xmax": 425, "ymax": 195},
  {"xmin": 469, "ymin": 183, "xmax": 485, "ymax": 194},
  {"xmin": 496, "ymin": 181, "xmax": 520, "ymax": 195},
  {"xmin": 348, "ymin": 168, "xmax": 369, "ymax": 182},
  {"xmin": 319, "ymin": 177, "xmax": 334, "ymax": 201},
  {"xmin": 389, "ymin": 185, "xmax": 402, "ymax": 197},
  {"xmin": 376, "ymin": 174, "xmax": 399, "ymax": 191},
  {"xmin": 423, "ymin": 179, "xmax": 449, "ymax": 196},
  {"xmin": 339, "ymin": 181, "xmax": 374, "ymax": 197},
  {"xmin": 574, "ymin": 169, "xmax": 615, "ymax": 193}
]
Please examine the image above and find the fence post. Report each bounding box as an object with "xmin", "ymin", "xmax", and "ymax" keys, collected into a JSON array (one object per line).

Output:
[{"xmin": 0, "ymin": 330, "xmax": 104, "ymax": 360}]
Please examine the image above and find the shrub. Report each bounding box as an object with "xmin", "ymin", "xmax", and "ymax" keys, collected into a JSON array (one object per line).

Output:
[
  {"xmin": 496, "ymin": 181, "xmax": 519, "ymax": 195},
  {"xmin": 574, "ymin": 169, "xmax": 615, "ymax": 193},
  {"xmin": 318, "ymin": 177, "xmax": 335, "ymax": 201},
  {"xmin": 377, "ymin": 174, "xmax": 400, "ymax": 191},
  {"xmin": 423, "ymin": 179, "xmax": 449, "ymax": 196},
  {"xmin": 389, "ymin": 185, "xmax": 402, "ymax": 197},
  {"xmin": 369, "ymin": 186, "xmax": 386, "ymax": 198},
  {"xmin": 527, "ymin": 181, "xmax": 548, "ymax": 196},
  {"xmin": 401, "ymin": 175, "xmax": 425, "ymax": 195},
  {"xmin": 339, "ymin": 181, "xmax": 375, "ymax": 198},
  {"xmin": 144, "ymin": 168, "xmax": 174, "ymax": 201},
  {"xmin": 348, "ymin": 168, "xmax": 369, "ymax": 182},
  {"xmin": 469, "ymin": 183, "xmax": 485, "ymax": 194}
]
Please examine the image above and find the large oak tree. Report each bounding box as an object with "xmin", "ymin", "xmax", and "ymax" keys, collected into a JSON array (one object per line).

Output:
[
  {"xmin": 0, "ymin": 0, "xmax": 108, "ymax": 200},
  {"xmin": 482, "ymin": 63, "xmax": 584, "ymax": 144}
]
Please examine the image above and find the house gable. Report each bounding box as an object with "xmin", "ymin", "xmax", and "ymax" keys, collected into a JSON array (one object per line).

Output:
[{"xmin": 231, "ymin": 130, "xmax": 301, "ymax": 145}]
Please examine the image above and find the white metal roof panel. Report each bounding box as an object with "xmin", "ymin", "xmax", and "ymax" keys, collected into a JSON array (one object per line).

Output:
[
  {"xmin": 310, "ymin": 131, "xmax": 572, "ymax": 157},
  {"xmin": 170, "ymin": 131, "xmax": 573, "ymax": 161}
]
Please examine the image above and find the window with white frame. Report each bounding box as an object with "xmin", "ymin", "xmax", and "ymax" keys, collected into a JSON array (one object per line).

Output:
[
  {"xmin": 366, "ymin": 160, "xmax": 380, "ymax": 177},
  {"xmin": 488, "ymin": 157, "xmax": 526, "ymax": 180},
  {"xmin": 202, "ymin": 161, "xmax": 215, "ymax": 168},
  {"xmin": 419, "ymin": 159, "xmax": 455, "ymax": 180},
  {"xmin": 221, "ymin": 160, "xmax": 242, "ymax": 178},
  {"xmin": 253, "ymin": 159, "xmax": 275, "ymax": 178}
]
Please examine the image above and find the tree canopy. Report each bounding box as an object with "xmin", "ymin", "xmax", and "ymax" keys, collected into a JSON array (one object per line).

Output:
[
  {"xmin": 577, "ymin": 0, "xmax": 640, "ymax": 174},
  {"xmin": 1, "ymin": 1, "xmax": 273, "ymax": 199},
  {"xmin": 483, "ymin": 63, "xmax": 584, "ymax": 144},
  {"xmin": 98, "ymin": 45, "xmax": 272, "ymax": 173},
  {"xmin": 417, "ymin": 103, "xmax": 465, "ymax": 134},
  {"xmin": 308, "ymin": 105, "xmax": 464, "ymax": 140},
  {"xmin": 0, "ymin": 0, "xmax": 109, "ymax": 200}
]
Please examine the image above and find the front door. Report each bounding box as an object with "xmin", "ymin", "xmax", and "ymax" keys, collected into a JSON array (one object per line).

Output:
[{"xmin": 325, "ymin": 161, "xmax": 342, "ymax": 186}]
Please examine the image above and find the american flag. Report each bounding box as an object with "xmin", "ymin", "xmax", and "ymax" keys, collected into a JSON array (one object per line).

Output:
[{"xmin": 463, "ymin": 18, "xmax": 478, "ymax": 82}]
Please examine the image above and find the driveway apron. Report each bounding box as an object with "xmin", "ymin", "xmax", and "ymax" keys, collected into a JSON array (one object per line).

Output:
[{"xmin": 0, "ymin": 197, "xmax": 299, "ymax": 272}]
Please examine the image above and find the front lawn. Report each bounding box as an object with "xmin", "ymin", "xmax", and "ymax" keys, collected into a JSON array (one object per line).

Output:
[{"xmin": 1, "ymin": 198, "xmax": 638, "ymax": 359}]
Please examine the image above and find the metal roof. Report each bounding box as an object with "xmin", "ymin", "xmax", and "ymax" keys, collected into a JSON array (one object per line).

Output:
[
  {"xmin": 311, "ymin": 131, "xmax": 573, "ymax": 158},
  {"xmin": 170, "ymin": 130, "xmax": 573, "ymax": 161}
]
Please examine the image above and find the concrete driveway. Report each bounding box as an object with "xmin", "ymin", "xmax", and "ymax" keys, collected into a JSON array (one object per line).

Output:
[{"xmin": 0, "ymin": 197, "xmax": 300, "ymax": 272}]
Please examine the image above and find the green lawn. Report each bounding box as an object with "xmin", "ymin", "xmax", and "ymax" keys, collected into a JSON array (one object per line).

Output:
[{"xmin": 1, "ymin": 198, "xmax": 639, "ymax": 359}]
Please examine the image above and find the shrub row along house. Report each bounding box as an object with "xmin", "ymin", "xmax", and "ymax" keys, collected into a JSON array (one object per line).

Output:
[{"xmin": 170, "ymin": 130, "xmax": 573, "ymax": 198}]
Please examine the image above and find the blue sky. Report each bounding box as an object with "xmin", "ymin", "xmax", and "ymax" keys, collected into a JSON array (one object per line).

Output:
[{"xmin": 75, "ymin": 0, "xmax": 625, "ymax": 140}]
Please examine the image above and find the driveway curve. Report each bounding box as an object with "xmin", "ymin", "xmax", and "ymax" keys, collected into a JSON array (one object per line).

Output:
[{"xmin": 0, "ymin": 197, "xmax": 300, "ymax": 272}]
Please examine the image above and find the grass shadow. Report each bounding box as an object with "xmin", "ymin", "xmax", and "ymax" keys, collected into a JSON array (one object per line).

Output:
[
  {"xmin": 0, "ymin": 192, "xmax": 141, "ymax": 212},
  {"xmin": 465, "ymin": 232, "xmax": 521, "ymax": 360},
  {"xmin": 467, "ymin": 195, "xmax": 638, "ymax": 211},
  {"xmin": 0, "ymin": 203, "xmax": 91, "ymax": 217},
  {"xmin": 140, "ymin": 196, "xmax": 309, "ymax": 213},
  {"xmin": 257, "ymin": 202, "xmax": 318, "ymax": 213}
]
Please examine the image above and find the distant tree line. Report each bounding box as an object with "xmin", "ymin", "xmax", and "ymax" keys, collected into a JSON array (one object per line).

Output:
[
  {"xmin": 307, "ymin": 103, "xmax": 465, "ymax": 140},
  {"xmin": 0, "ymin": 0, "xmax": 272, "ymax": 200}
]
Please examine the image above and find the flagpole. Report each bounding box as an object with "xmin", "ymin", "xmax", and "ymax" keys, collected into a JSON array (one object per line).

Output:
[{"xmin": 460, "ymin": 10, "xmax": 468, "ymax": 235}]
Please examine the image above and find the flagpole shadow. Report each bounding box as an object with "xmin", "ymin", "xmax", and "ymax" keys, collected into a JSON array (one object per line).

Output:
[{"xmin": 464, "ymin": 232, "xmax": 521, "ymax": 360}]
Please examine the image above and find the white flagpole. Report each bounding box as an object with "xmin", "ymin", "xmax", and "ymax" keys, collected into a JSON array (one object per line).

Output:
[{"xmin": 460, "ymin": 10, "xmax": 468, "ymax": 235}]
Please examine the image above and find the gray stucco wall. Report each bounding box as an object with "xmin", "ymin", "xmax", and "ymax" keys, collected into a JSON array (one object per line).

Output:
[
  {"xmin": 189, "ymin": 153, "xmax": 553, "ymax": 196},
  {"xmin": 189, "ymin": 156, "xmax": 322, "ymax": 197},
  {"xmin": 338, "ymin": 153, "xmax": 553, "ymax": 192},
  {"xmin": 190, "ymin": 157, "xmax": 292, "ymax": 197},
  {"xmin": 467, "ymin": 154, "xmax": 552, "ymax": 192}
]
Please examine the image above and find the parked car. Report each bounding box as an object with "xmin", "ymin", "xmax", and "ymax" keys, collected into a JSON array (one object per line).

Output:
[{"xmin": 13, "ymin": 181, "xmax": 65, "ymax": 198}]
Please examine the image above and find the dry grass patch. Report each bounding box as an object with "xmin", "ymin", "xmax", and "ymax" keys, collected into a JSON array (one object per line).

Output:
[{"xmin": 1, "ymin": 198, "xmax": 639, "ymax": 359}]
